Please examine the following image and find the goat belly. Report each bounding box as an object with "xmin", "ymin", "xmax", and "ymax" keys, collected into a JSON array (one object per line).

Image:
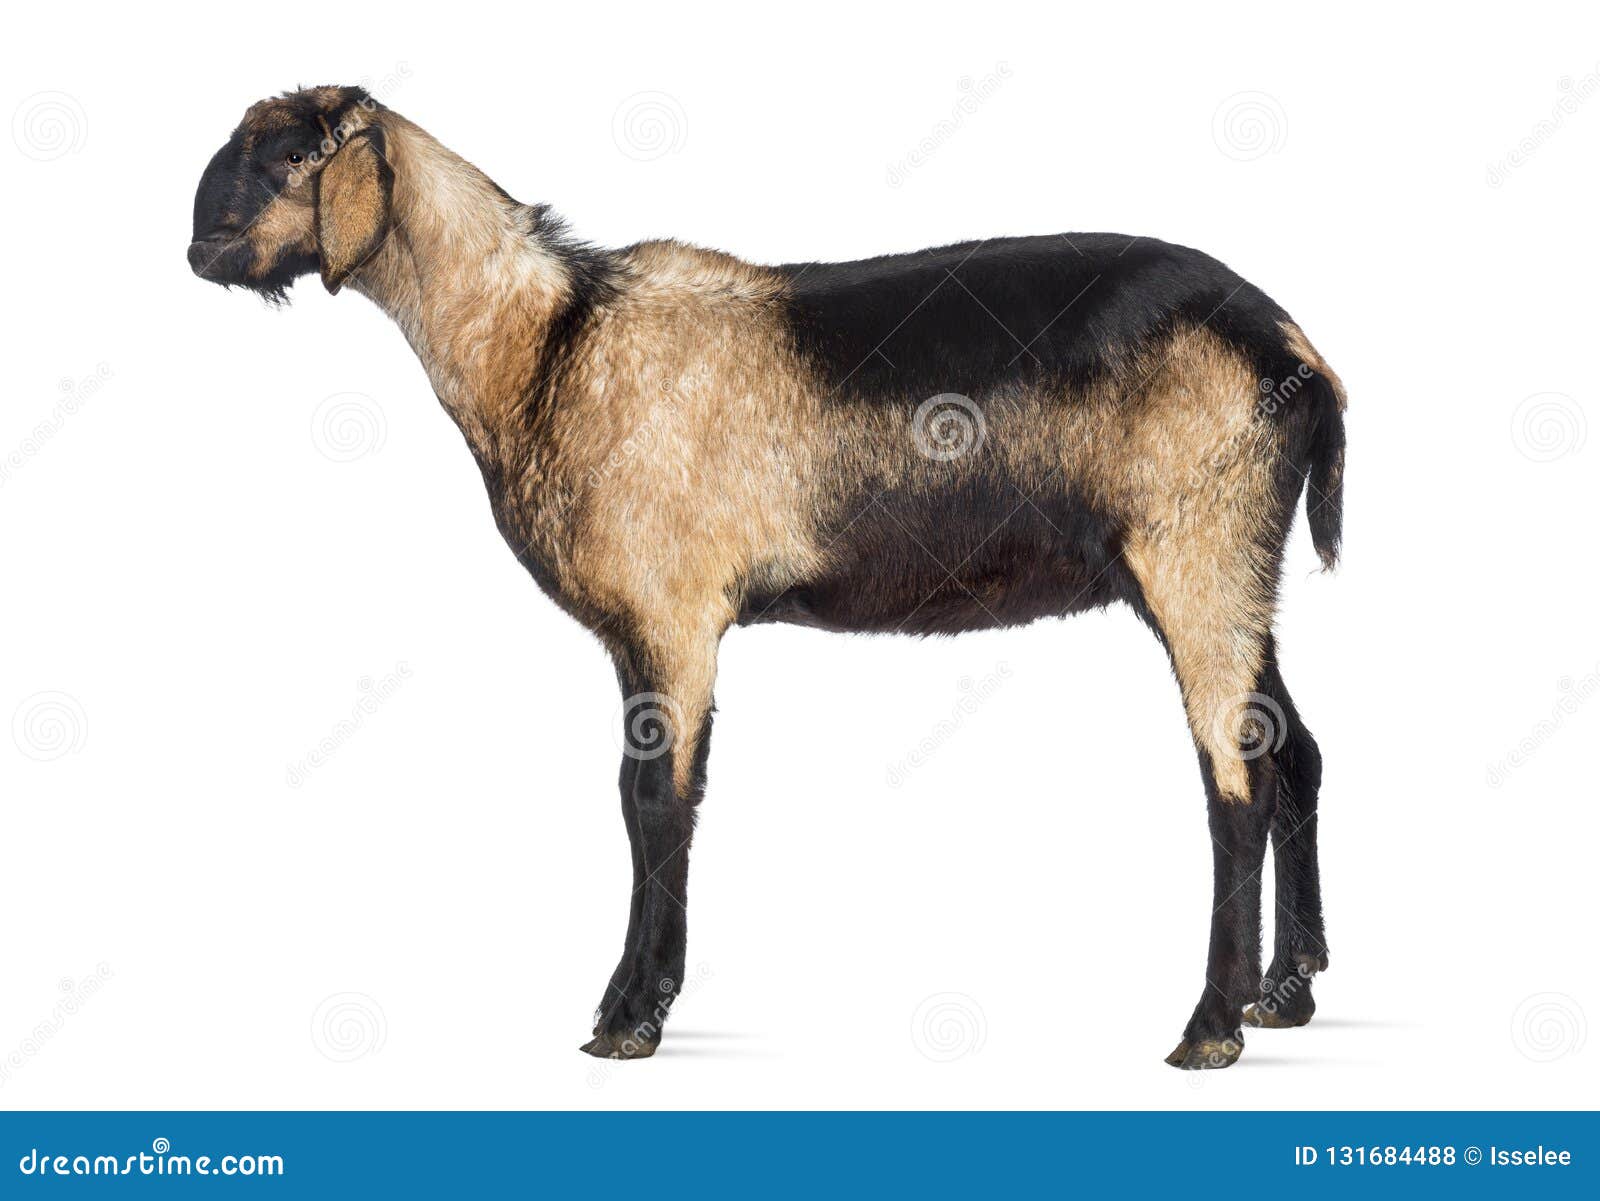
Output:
[{"xmin": 740, "ymin": 510, "xmax": 1129, "ymax": 635}]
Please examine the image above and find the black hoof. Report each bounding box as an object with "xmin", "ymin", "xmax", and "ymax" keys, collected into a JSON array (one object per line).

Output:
[
  {"xmin": 1247, "ymin": 953, "xmax": 1324, "ymax": 1028},
  {"xmin": 1164, "ymin": 1037, "xmax": 1242, "ymax": 1070},
  {"xmin": 580, "ymin": 1031, "xmax": 659, "ymax": 1060},
  {"xmin": 1243, "ymin": 998, "xmax": 1315, "ymax": 1028}
]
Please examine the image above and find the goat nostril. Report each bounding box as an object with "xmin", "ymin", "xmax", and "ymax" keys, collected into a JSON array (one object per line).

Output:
[{"xmin": 188, "ymin": 238, "xmax": 230, "ymax": 275}]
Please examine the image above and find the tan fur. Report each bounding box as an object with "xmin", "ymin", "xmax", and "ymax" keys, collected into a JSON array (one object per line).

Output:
[
  {"xmin": 336, "ymin": 123, "xmax": 819, "ymax": 795},
  {"xmin": 1279, "ymin": 320, "xmax": 1347, "ymax": 411},
  {"xmin": 240, "ymin": 101, "xmax": 299, "ymax": 136},
  {"xmin": 353, "ymin": 115, "xmax": 573, "ymax": 454},
  {"xmin": 560, "ymin": 253, "xmax": 825, "ymax": 792},
  {"xmin": 244, "ymin": 95, "xmax": 1289, "ymax": 802},
  {"xmin": 316, "ymin": 132, "xmax": 389, "ymax": 291},
  {"xmin": 1113, "ymin": 332, "xmax": 1281, "ymax": 802},
  {"xmin": 246, "ymin": 192, "xmax": 314, "ymax": 277},
  {"xmin": 235, "ymin": 96, "xmax": 381, "ymax": 285}
]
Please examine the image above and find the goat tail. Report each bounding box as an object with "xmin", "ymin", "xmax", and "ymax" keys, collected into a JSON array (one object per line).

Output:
[
  {"xmin": 1271, "ymin": 321, "xmax": 1347, "ymax": 571},
  {"xmin": 1302, "ymin": 366, "xmax": 1346, "ymax": 572}
]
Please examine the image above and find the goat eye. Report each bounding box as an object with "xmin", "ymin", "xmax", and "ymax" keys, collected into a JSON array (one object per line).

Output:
[{"xmin": 285, "ymin": 152, "xmax": 304, "ymax": 165}]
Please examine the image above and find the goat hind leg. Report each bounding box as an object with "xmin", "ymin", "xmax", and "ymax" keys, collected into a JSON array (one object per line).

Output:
[
  {"xmin": 1244, "ymin": 655, "xmax": 1328, "ymax": 1029},
  {"xmin": 1127, "ymin": 535, "xmax": 1279, "ymax": 1069}
]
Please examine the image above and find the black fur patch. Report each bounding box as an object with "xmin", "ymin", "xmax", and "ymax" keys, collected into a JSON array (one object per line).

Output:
[
  {"xmin": 748, "ymin": 234, "xmax": 1323, "ymax": 636},
  {"xmin": 741, "ymin": 471, "xmax": 1133, "ymax": 636},
  {"xmin": 776, "ymin": 234, "xmax": 1296, "ymax": 402}
]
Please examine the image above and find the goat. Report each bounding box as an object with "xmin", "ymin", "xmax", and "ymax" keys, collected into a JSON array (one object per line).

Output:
[{"xmin": 189, "ymin": 86, "xmax": 1345, "ymax": 1068}]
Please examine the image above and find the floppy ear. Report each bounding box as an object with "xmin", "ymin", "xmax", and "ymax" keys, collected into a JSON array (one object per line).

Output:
[{"xmin": 314, "ymin": 127, "xmax": 393, "ymax": 295}]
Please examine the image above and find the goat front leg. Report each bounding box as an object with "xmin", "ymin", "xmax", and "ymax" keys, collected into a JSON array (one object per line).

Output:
[
  {"xmin": 592, "ymin": 712, "xmax": 645, "ymax": 1033},
  {"xmin": 1244, "ymin": 654, "xmax": 1328, "ymax": 1029},
  {"xmin": 582, "ymin": 632, "xmax": 718, "ymax": 1059}
]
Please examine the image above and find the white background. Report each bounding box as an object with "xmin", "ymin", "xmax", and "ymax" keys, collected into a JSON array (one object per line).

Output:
[{"xmin": 1, "ymin": 0, "xmax": 1595, "ymax": 1110}]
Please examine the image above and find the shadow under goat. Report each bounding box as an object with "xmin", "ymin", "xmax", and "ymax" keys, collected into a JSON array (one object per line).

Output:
[{"xmin": 189, "ymin": 85, "xmax": 1347, "ymax": 1069}]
